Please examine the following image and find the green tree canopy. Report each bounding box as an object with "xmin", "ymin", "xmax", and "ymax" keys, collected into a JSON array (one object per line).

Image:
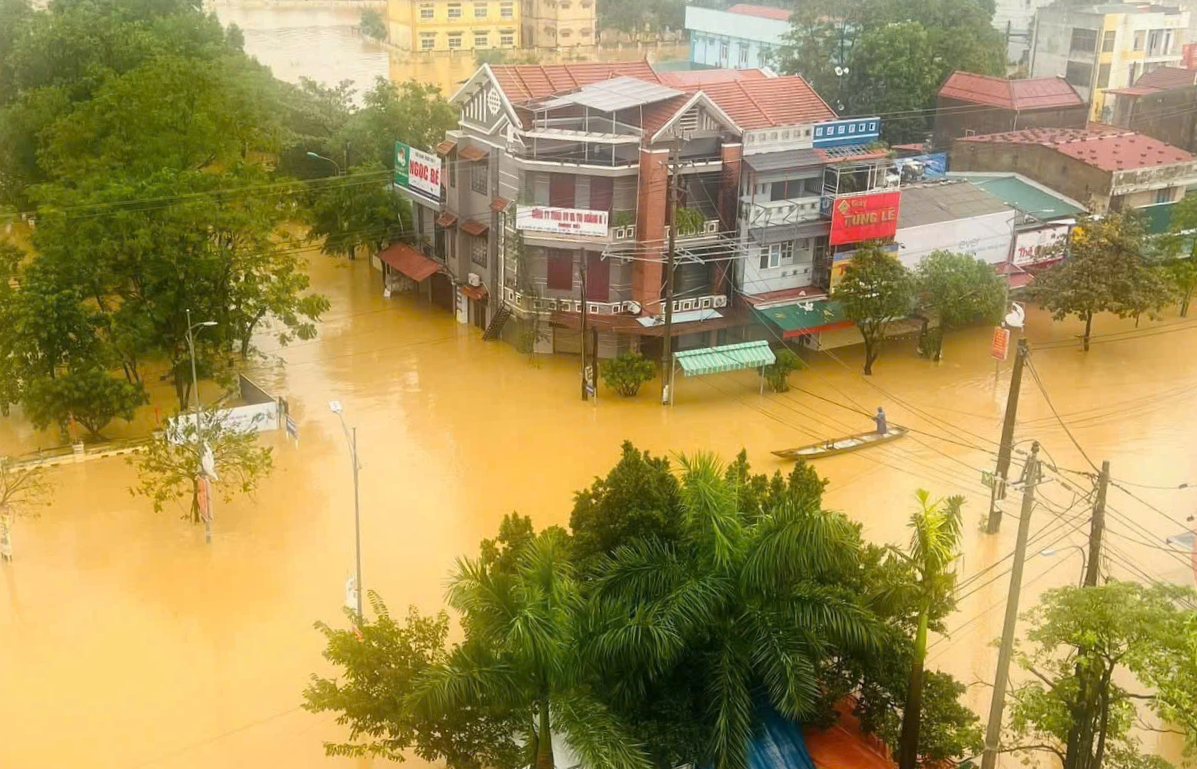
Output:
[
  {"xmin": 1031, "ymin": 213, "xmax": 1171, "ymax": 351},
  {"xmin": 915, "ymin": 250, "xmax": 1006, "ymax": 360},
  {"xmin": 1159, "ymin": 193, "xmax": 1197, "ymax": 317},
  {"xmin": 831, "ymin": 243, "xmax": 914, "ymax": 375}
]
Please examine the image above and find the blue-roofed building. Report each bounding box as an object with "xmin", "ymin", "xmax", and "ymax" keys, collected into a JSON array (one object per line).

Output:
[{"xmin": 684, "ymin": 4, "xmax": 792, "ymax": 70}]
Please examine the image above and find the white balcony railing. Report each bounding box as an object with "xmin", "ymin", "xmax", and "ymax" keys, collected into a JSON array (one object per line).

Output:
[
  {"xmin": 502, "ymin": 288, "xmax": 728, "ymax": 316},
  {"xmin": 609, "ymin": 218, "xmax": 721, "ymax": 243},
  {"xmin": 742, "ymin": 197, "xmax": 824, "ymax": 229}
]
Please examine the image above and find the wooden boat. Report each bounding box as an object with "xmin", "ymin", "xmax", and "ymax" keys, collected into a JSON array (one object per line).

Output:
[{"xmin": 772, "ymin": 426, "xmax": 908, "ymax": 460}]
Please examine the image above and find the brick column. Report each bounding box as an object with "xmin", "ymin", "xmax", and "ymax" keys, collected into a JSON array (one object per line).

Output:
[
  {"xmin": 632, "ymin": 147, "xmax": 670, "ymax": 314},
  {"xmin": 714, "ymin": 142, "xmax": 743, "ymax": 296}
]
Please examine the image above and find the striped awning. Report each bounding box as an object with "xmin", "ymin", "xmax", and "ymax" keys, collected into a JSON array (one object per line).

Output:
[{"xmin": 673, "ymin": 340, "xmax": 776, "ymax": 377}]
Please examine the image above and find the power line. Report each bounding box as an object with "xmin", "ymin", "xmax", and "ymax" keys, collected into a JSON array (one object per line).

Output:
[{"xmin": 1024, "ymin": 357, "xmax": 1101, "ymax": 473}]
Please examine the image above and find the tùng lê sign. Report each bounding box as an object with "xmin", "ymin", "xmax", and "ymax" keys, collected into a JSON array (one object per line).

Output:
[
  {"xmin": 515, "ymin": 205, "xmax": 609, "ymax": 238},
  {"xmin": 829, "ymin": 191, "xmax": 901, "ymax": 245}
]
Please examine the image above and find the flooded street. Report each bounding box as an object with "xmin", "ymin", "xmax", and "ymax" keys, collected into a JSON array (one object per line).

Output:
[{"xmin": 2, "ymin": 251, "xmax": 1197, "ymax": 767}]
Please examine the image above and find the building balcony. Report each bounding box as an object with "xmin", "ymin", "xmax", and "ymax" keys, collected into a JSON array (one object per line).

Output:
[
  {"xmin": 741, "ymin": 196, "xmax": 825, "ymax": 229},
  {"xmin": 501, "ymin": 287, "xmax": 729, "ymax": 317}
]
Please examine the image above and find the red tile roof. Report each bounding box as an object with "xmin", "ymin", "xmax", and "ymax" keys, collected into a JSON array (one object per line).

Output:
[
  {"xmin": 939, "ymin": 71, "xmax": 1084, "ymax": 111},
  {"xmin": 727, "ymin": 3, "xmax": 792, "ymax": 20},
  {"xmin": 489, "ymin": 61, "xmax": 660, "ymax": 103},
  {"xmin": 957, "ymin": 127, "xmax": 1195, "ymax": 172},
  {"xmin": 1134, "ymin": 66, "xmax": 1197, "ymax": 90},
  {"xmin": 701, "ymin": 76, "xmax": 836, "ymax": 129},
  {"xmin": 657, "ymin": 68, "xmax": 771, "ymax": 87}
]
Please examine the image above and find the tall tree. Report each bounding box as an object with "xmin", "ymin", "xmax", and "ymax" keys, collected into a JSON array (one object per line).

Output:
[
  {"xmin": 306, "ymin": 163, "xmax": 411, "ymax": 260},
  {"xmin": 0, "ymin": 458, "xmax": 52, "ymax": 561},
  {"xmin": 335, "ymin": 77, "xmax": 457, "ymax": 167},
  {"xmin": 892, "ymin": 490, "xmax": 965, "ymax": 769},
  {"xmin": 1006, "ymin": 582, "xmax": 1197, "ymax": 769},
  {"xmin": 914, "ymin": 250, "xmax": 1006, "ymax": 360},
  {"xmin": 410, "ymin": 528, "xmax": 652, "ymax": 769},
  {"xmin": 1031, "ymin": 213, "xmax": 1170, "ymax": 351},
  {"xmin": 1159, "ymin": 193, "xmax": 1197, "ymax": 317},
  {"xmin": 832, "ymin": 243, "xmax": 913, "ymax": 375},
  {"xmin": 589, "ymin": 453, "xmax": 878, "ymax": 769}
]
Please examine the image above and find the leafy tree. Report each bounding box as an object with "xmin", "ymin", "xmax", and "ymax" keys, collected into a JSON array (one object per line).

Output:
[
  {"xmin": 569, "ymin": 441, "xmax": 682, "ymax": 570},
  {"xmin": 589, "ymin": 453, "xmax": 878, "ymax": 769},
  {"xmin": 306, "ymin": 163, "xmax": 410, "ymax": 259},
  {"xmin": 832, "ymin": 243, "xmax": 913, "ymax": 375},
  {"xmin": 1032, "ymin": 213, "xmax": 1171, "ymax": 351},
  {"xmin": 890, "ymin": 491, "xmax": 965, "ymax": 769},
  {"xmin": 1165, "ymin": 258, "xmax": 1197, "ymax": 318},
  {"xmin": 1006, "ymin": 581, "xmax": 1197, "ymax": 769},
  {"xmin": 0, "ymin": 458, "xmax": 53, "ymax": 560},
  {"xmin": 409, "ymin": 528, "xmax": 652, "ymax": 769},
  {"xmin": 723, "ymin": 449, "xmax": 828, "ymax": 523},
  {"xmin": 130, "ymin": 405, "xmax": 273, "ymax": 525},
  {"xmin": 22, "ymin": 365, "xmax": 145, "ymax": 441},
  {"xmin": 1160, "ymin": 193, "xmax": 1197, "ymax": 317},
  {"xmin": 360, "ymin": 8, "xmax": 387, "ymax": 40},
  {"xmin": 599, "ymin": 352, "xmax": 655, "ymax": 397},
  {"xmin": 304, "ymin": 597, "xmax": 525, "ymax": 766},
  {"xmin": 335, "ymin": 77, "xmax": 457, "ymax": 167},
  {"xmin": 764, "ymin": 348, "xmax": 799, "ymax": 392},
  {"xmin": 914, "ymin": 250, "xmax": 1005, "ymax": 361}
]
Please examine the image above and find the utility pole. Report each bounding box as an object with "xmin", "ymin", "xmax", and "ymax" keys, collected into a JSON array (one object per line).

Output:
[
  {"xmin": 660, "ymin": 144, "xmax": 680, "ymax": 406},
  {"xmin": 981, "ymin": 441, "xmax": 1042, "ymax": 769},
  {"xmin": 580, "ymin": 248, "xmax": 589, "ymax": 401},
  {"xmin": 987, "ymin": 338, "xmax": 1029, "ymax": 533},
  {"xmin": 344, "ymin": 140, "xmax": 351, "ymax": 174},
  {"xmin": 1085, "ymin": 460, "xmax": 1110, "ymax": 587}
]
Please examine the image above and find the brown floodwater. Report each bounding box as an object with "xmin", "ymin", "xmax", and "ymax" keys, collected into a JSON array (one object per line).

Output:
[{"xmin": 2, "ymin": 251, "xmax": 1196, "ymax": 767}]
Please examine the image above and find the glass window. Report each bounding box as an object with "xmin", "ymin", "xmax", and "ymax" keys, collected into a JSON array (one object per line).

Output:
[
  {"xmin": 474, "ymin": 3, "xmax": 487, "ymax": 17},
  {"xmin": 780, "ymin": 241, "xmax": 795, "ymax": 264},
  {"xmin": 447, "ymin": 3, "xmax": 462, "ymax": 17},
  {"xmin": 471, "ymin": 162, "xmax": 488, "ymax": 194},
  {"xmin": 1069, "ymin": 27, "xmax": 1097, "ymax": 53},
  {"xmin": 448, "ymin": 32, "xmax": 463, "ymax": 48},
  {"xmin": 500, "ymin": 31, "xmax": 514, "ymax": 45},
  {"xmin": 1102, "ymin": 30, "xmax": 1116, "ymax": 52},
  {"xmin": 471, "ymin": 237, "xmax": 488, "ymax": 267},
  {"xmin": 419, "ymin": 2, "xmax": 434, "ymax": 18},
  {"xmin": 1156, "ymin": 188, "xmax": 1173, "ymax": 204},
  {"xmin": 1134, "ymin": 30, "xmax": 1145, "ymax": 51},
  {"xmin": 720, "ymin": 41, "xmax": 729, "ymax": 62},
  {"xmin": 738, "ymin": 43, "xmax": 749, "ymax": 66},
  {"xmin": 760, "ymin": 244, "xmax": 781, "ymax": 270},
  {"xmin": 420, "ymin": 32, "xmax": 436, "ymax": 49},
  {"xmin": 475, "ymin": 32, "xmax": 489, "ymax": 47},
  {"xmin": 500, "ymin": 2, "xmax": 513, "ymax": 17},
  {"xmin": 1065, "ymin": 61, "xmax": 1092, "ymax": 88}
]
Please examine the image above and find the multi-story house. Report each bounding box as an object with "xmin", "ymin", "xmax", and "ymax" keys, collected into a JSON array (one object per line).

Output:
[
  {"xmin": 521, "ymin": 0, "xmax": 597, "ymax": 49},
  {"xmin": 387, "ymin": 0, "xmax": 521, "ymax": 53},
  {"xmin": 684, "ymin": 4, "xmax": 792, "ymax": 70},
  {"xmin": 1106, "ymin": 66, "xmax": 1197, "ymax": 151},
  {"xmin": 1029, "ymin": 3, "xmax": 1190, "ymax": 122}
]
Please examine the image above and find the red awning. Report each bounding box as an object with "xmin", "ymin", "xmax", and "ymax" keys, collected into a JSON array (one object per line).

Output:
[
  {"xmin": 458, "ymin": 145, "xmax": 489, "ymax": 161},
  {"xmin": 435, "ymin": 140, "xmax": 457, "ymax": 156},
  {"xmin": 460, "ymin": 284, "xmax": 488, "ymax": 301},
  {"xmin": 378, "ymin": 243, "xmax": 441, "ymax": 282},
  {"xmin": 436, "ymin": 211, "xmax": 458, "ymax": 228},
  {"xmin": 461, "ymin": 220, "xmax": 489, "ymax": 237},
  {"xmin": 490, "ymin": 196, "xmax": 512, "ymax": 213}
]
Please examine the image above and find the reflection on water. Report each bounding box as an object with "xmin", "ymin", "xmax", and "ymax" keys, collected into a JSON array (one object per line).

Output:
[
  {"xmin": 215, "ymin": 6, "xmax": 688, "ymax": 97},
  {"xmin": 3, "ymin": 252, "xmax": 1196, "ymax": 767}
]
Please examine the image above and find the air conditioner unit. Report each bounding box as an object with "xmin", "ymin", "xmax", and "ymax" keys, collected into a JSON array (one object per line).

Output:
[{"xmin": 467, "ymin": 272, "xmax": 482, "ymax": 287}]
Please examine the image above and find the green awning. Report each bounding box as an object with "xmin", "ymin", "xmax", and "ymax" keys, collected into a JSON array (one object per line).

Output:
[
  {"xmin": 674, "ymin": 340, "xmax": 776, "ymax": 377},
  {"xmin": 754, "ymin": 300, "xmax": 853, "ymax": 339}
]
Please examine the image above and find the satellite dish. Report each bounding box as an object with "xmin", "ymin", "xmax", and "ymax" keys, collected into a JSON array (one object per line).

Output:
[{"xmin": 1004, "ymin": 301, "xmax": 1026, "ymax": 330}]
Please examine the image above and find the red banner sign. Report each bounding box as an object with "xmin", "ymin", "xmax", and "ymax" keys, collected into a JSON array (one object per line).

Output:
[
  {"xmin": 991, "ymin": 327, "xmax": 1010, "ymax": 361},
  {"xmin": 829, "ymin": 191, "xmax": 901, "ymax": 246}
]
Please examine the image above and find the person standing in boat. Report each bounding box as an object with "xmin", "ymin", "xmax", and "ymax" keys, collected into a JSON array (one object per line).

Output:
[{"xmin": 872, "ymin": 407, "xmax": 888, "ymax": 435}]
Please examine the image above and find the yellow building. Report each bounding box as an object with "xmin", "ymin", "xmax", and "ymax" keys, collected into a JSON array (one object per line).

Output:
[
  {"xmin": 521, "ymin": 0, "xmax": 597, "ymax": 49},
  {"xmin": 388, "ymin": 0, "xmax": 521, "ymax": 53}
]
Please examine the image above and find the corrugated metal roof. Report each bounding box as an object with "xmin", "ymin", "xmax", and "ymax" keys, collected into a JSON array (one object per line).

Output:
[
  {"xmin": 897, "ymin": 180, "xmax": 1014, "ymax": 229},
  {"xmin": 951, "ymin": 173, "xmax": 1086, "ymax": 220},
  {"xmin": 726, "ymin": 3, "xmax": 792, "ymax": 20},
  {"xmin": 755, "ymin": 300, "xmax": 850, "ymax": 339},
  {"xmin": 673, "ymin": 340, "xmax": 776, "ymax": 376},
  {"xmin": 1133, "ymin": 66, "xmax": 1197, "ymax": 90},
  {"xmin": 958, "ymin": 127, "xmax": 1195, "ymax": 171},
  {"xmin": 539, "ymin": 76, "xmax": 683, "ymax": 112},
  {"xmin": 938, "ymin": 71, "xmax": 1084, "ymax": 110},
  {"xmin": 743, "ymin": 148, "xmax": 826, "ymax": 172}
]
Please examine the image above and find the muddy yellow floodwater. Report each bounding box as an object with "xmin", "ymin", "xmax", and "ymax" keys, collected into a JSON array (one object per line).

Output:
[{"xmin": 2, "ymin": 252, "xmax": 1195, "ymax": 767}]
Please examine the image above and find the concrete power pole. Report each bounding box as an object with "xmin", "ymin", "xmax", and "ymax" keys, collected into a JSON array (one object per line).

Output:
[
  {"xmin": 660, "ymin": 144, "xmax": 680, "ymax": 405},
  {"xmin": 580, "ymin": 247, "xmax": 589, "ymax": 401},
  {"xmin": 1085, "ymin": 460, "xmax": 1110, "ymax": 587},
  {"xmin": 988, "ymin": 339, "xmax": 1030, "ymax": 533},
  {"xmin": 981, "ymin": 441, "xmax": 1042, "ymax": 769}
]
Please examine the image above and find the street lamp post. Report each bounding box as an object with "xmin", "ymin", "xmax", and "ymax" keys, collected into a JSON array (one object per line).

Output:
[
  {"xmin": 185, "ymin": 309, "xmax": 217, "ymax": 543},
  {"xmin": 306, "ymin": 151, "xmax": 344, "ymax": 176},
  {"xmin": 1040, "ymin": 545, "xmax": 1088, "ymax": 587},
  {"xmin": 329, "ymin": 400, "xmax": 363, "ymax": 622}
]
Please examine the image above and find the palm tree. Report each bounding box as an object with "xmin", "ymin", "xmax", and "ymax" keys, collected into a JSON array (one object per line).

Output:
[
  {"xmin": 410, "ymin": 528, "xmax": 651, "ymax": 769},
  {"xmin": 895, "ymin": 490, "xmax": 964, "ymax": 769},
  {"xmin": 589, "ymin": 453, "xmax": 878, "ymax": 769}
]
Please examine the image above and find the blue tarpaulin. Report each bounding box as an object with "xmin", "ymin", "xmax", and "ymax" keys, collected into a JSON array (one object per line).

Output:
[{"xmin": 748, "ymin": 709, "xmax": 818, "ymax": 769}]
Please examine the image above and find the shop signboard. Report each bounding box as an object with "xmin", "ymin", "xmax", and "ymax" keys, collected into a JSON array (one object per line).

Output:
[
  {"xmin": 991, "ymin": 327, "xmax": 1011, "ymax": 361},
  {"xmin": 1012, "ymin": 222, "xmax": 1071, "ymax": 266},
  {"xmin": 516, "ymin": 205, "xmax": 609, "ymax": 238},
  {"xmin": 829, "ymin": 191, "xmax": 902, "ymax": 245},
  {"xmin": 394, "ymin": 141, "xmax": 442, "ymax": 201}
]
